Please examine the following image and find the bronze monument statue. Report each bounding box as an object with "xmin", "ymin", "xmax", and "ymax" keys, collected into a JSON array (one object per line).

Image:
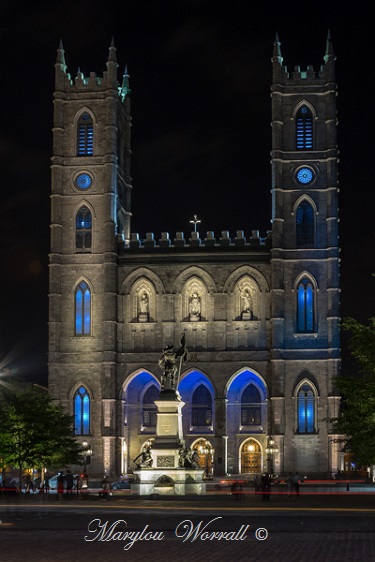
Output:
[{"xmin": 158, "ymin": 334, "xmax": 188, "ymax": 391}]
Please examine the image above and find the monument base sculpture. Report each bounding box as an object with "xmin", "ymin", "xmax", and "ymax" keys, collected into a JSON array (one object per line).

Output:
[{"xmin": 132, "ymin": 337, "xmax": 205, "ymax": 496}]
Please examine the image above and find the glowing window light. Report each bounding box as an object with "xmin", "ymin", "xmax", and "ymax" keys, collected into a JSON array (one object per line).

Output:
[
  {"xmin": 297, "ymin": 278, "xmax": 314, "ymax": 333},
  {"xmin": 74, "ymin": 386, "xmax": 90, "ymax": 435},
  {"xmin": 75, "ymin": 281, "xmax": 91, "ymax": 336},
  {"xmin": 296, "ymin": 105, "xmax": 313, "ymax": 150},
  {"xmin": 77, "ymin": 113, "xmax": 94, "ymax": 156},
  {"xmin": 297, "ymin": 384, "xmax": 315, "ymax": 433}
]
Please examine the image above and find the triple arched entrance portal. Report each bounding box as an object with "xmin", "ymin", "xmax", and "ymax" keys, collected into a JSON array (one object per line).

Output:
[{"xmin": 120, "ymin": 368, "xmax": 269, "ymax": 476}]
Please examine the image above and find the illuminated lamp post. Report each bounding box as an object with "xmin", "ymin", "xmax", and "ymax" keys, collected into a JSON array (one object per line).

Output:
[
  {"xmin": 265, "ymin": 436, "xmax": 278, "ymax": 475},
  {"xmin": 82, "ymin": 441, "xmax": 92, "ymax": 473}
]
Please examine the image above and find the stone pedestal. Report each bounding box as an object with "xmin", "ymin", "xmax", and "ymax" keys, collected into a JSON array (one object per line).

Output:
[
  {"xmin": 132, "ymin": 469, "xmax": 205, "ymax": 496},
  {"xmin": 132, "ymin": 389, "xmax": 205, "ymax": 495},
  {"xmin": 241, "ymin": 311, "xmax": 252, "ymax": 320}
]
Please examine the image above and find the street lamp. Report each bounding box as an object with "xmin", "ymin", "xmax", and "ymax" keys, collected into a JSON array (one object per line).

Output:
[
  {"xmin": 82, "ymin": 441, "xmax": 92, "ymax": 473},
  {"xmin": 265, "ymin": 436, "xmax": 278, "ymax": 475}
]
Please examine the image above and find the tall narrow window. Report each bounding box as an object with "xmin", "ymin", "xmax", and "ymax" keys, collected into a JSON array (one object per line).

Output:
[
  {"xmin": 74, "ymin": 386, "xmax": 90, "ymax": 435},
  {"xmin": 76, "ymin": 206, "xmax": 92, "ymax": 252},
  {"xmin": 296, "ymin": 105, "xmax": 313, "ymax": 150},
  {"xmin": 77, "ymin": 112, "xmax": 94, "ymax": 155},
  {"xmin": 75, "ymin": 281, "xmax": 91, "ymax": 336},
  {"xmin": 297, "ymin": 383, "xmax": 315, "ymax": 433},
  {"xmin": 142, "ymin": 385, "xmax": 159, "ymax": 427},
  {"xmin": 296, "ymin": 200, "xmax": 314, "ymax": 247},
  {"xmin": 192, "ymin": 385, "xmax": 212, "ymax": 426},
  {"xmin": 241, "ymin": 384, "xmax": 261, "ymax": 425},
  {"xmin": 297, "ymin": 277, "xmax": 314, "ymax": 332}
]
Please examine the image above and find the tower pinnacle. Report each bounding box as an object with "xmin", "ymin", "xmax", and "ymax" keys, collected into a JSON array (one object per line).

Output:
[
  {"xmin": 272, "ymin": 32, "xmax": 283, "ymax": 65},
  {"xmin": 119, "ymin": 65, "xmax": 131, "ymax": 101},
  {"xmin": 55, "ymin": 39, "xmax": 67, "ymax": 71},
  {"xmin": 324, "ymin": 29, "xmax": 335, "ymax": 62}
]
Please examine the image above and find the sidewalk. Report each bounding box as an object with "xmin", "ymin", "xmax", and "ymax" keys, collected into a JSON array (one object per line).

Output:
[{"xmin": 1, "ymin": 486, "xmax": 375, "ymax": 510}]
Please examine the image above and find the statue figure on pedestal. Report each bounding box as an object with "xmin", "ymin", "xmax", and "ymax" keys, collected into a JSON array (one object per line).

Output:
[
  {"xmin": 138, "ymin": 291, "xmax": 149, "ymax": 322},
  {"xmin": 158, "ymin": 334, "xmax": 188, "ymax": 391},
  {"xmin": 240, "ymin": 287, "xmax": 253, "ymax": 320},
  {"xmin": 133, "ymin": 446, "xmax": 153, "ymax": 469},
  {"xmin": 179, "ymin": 446, "xmax": 200, "ymax": 469}
]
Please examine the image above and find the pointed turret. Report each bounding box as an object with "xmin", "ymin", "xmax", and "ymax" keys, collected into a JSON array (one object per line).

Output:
[
  {"xmin": 119, "ymin": 65, "xmax": 131, "ymax": 102},
  {"xmin": 272, "ymin": 32, "xmax": 283, "ymax": 64},
  {"xmin": 324, "ymin": 29, "xmax": 335, "ymax": 62},
  {"xmin": 322, "ymin": 29, "xmax": 336, "ymax": 82},
  {"xmin": 272, "ymin": 32, "xmax": 286, "ymax": 83},
  {"xmin": 108, "ymin": 36, "xmax": 117, "ymax": 64},
  {"xmin": 55, "ymin": 39, "xmax": 70, "ymax": 90},
  {"xmin": 55, "ymin": 39, "xmax": 66, "ymax": 70},
  {"xmin": 106, "ymin": 37, "xmax": 118, "ymax": 87}
]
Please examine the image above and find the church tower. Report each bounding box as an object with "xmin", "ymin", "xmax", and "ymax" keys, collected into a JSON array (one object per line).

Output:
[
  {"xmin": 270, "ymin": 32, "xmax": 341, "ymax": 473},
  {"xmin": 49, "ymin": 40, "xmax": 131, "ymax": 475}
]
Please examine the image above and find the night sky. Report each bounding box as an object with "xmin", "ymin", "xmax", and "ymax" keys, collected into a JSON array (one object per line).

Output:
[{"xmin": 0, "ymin": 1, "xmax": 374, "ymax": 384}]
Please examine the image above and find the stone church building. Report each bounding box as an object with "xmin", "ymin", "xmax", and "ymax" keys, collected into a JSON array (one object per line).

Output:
[{"xmin": 48, "ymin": 34, "xmax": 341, "ymax": 479}]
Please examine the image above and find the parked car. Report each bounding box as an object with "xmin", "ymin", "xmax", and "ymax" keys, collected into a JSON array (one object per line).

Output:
[
  {"xmin": 0, "ymin": 481, "xmax": 18, "ymax": 494},
  {"xmin": 111, "ymin": 478, "xmax": 134, "ymax": 491},
  {"xmin": 47, "ymin": 473, "xmax": 80, "ymax": 493}
]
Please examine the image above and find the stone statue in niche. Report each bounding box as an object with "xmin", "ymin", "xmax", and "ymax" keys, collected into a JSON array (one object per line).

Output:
[
  {"xmin": 189, "ymin": 292, "xmax": 201, "ymax": 321},
  {"xmin": 138, "ymin": 291, "xmax": 149, "ymax": 322},
  {"xmin": 240, "ymin": 287, "xmax": 253, "ymax": 320}
]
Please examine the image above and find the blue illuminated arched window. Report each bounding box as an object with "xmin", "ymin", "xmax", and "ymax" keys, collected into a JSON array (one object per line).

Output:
[
  {"xmin": 75, "ymin": 281, "xmax": 91, "ymax": 336},
  {"xmin": 297, "ymin": 383, "xmax": 315, "ymax": 433},
  {"xmin": 76, "ymin": 206, "xmax": 92, "ymax": 252},
  {"xmin": 297, "ymin": 277, "xmax": 314, "ymax": 333},
  {"xmin": 296, "ymin": 105, "xmax": 313, "ymax": 150},
  {"xmin": 142, "ymin": 385, "xmax": 159, "ymax": 427},
  {"xmin": 192, "ymin": 385, "xmax": 212, "ymax": 426},
  {"xmin": 77, "ymin": 112, "xmax": 94, "ymax": 155},
  {"xmin": 296, "ymin": 200, "xmax": 314, "ymax": 247},
  {"xmin": 74, "ymin": 386, "xmax": 90, "ymax": 435},
  {"xmin": 241, "ymin": 384, "xmax": 261, "ymax": 425}
]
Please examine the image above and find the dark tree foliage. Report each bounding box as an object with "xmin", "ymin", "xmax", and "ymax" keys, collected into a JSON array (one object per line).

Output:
[
  {"xmin": 0, "ymin": 386, "xmax": 82, "ymax": 472},
  {"xmin": 331, "ymin": 318, "xmax": 375, "ymax": 466}
]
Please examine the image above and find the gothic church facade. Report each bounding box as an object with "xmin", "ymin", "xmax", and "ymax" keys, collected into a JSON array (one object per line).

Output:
[{"xmin": 49, "ymin": 35, "xmax": 341, "ymax": 478}]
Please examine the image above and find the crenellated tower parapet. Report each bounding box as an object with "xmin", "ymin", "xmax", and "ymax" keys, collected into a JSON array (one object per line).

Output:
[
  {"xmin": 123, "ymin": 230, "xmax": 272, "ymax": 251},
  {"xmin": 272, "ymin": 30, "xmax": 336, "ymax": 88}
]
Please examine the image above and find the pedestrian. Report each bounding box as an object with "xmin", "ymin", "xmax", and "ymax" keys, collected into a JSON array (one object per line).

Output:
[
  {"xmin": 261, "ymin": 473, "xmax": 271, "ymax": 501},
  {"xmin": 293, "ymin": 472, "xmax": 301, "ymax": 496},
  {"xmin": 80, "ymin": 472, "xmax": 89, "ymax": 498},
  {"xmin": 254, "ymin": 474, "xmax": 261, "ymax": 493},
  {"xmin": 100, "ymin": 478, "xmax": 110, "ymax": 500},
  {"xmin": 44, "ymin": 472, "xmax": 50, "ymax": 494},
  {"xmin": 34, "ymin": 476, "xmax": 41, "ymax": 493},
  {"xmin": 65, "ymin": 470, "xmax": 74, "ymax": 499},
  {"xmin": 287, "ymin": 472, "xmax": 294, "ymax": 495},
  {"xmin": 57, "ymin": 472, "xmax": 64, "ymax": 501},
  {"xmin": 25, "ymin": 473, "xmax": 31, "ymax": 493}
]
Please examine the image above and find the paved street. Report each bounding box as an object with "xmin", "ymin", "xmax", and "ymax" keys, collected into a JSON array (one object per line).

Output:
[{"xmin": 1, "ymin": 493, "xmax": 375, "ymax": 561}]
